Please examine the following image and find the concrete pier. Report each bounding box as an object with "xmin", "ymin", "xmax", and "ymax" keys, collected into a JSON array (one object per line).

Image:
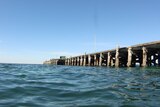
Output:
[{"xmin": 44, "ymin": 41, "xmax": 160, "ymax": 67}]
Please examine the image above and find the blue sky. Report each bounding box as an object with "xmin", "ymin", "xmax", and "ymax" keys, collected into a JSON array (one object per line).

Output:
[{"xmin": 0, "ymin": 0, "xmax": 160, "ymax": 64}]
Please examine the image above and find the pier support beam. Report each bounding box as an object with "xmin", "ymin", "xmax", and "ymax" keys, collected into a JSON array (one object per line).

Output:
[
  {"xmin": 69, "ymin": 59, "xmax": 71, "ymax": 65},
  {"xmin": 115, "ymin": 48, "xmax": 119, "ymax": 67},
  {"xmin": 83, "ymin": 55, "xmax": 86, "ymax": 66},
  {"xmin": 127, "ymin": 47, "xmax": 133, "ymax": 67},
  {"xmin": 107, "ymin": 52, "xmax": 111, "ymax": 67},
  {"xmin": 70, "ymin": 58, "xmax": 71, "ymax": 65},
  {"xmin": 111, "ymin": 58, "xmax": 114, "ymax": 67},
  {"xmin": 65, "ymin": 59, "xmax": 66, "ymax": 65},
  {"xmin": 71, "ymin": 58, "xmax": 73, "ymax": 66},
  {"xmin": 80, "ymin": 56, "xmax": 83, "ymax": 66},
  {"xmin": 142, "ymin": 47, "xmax": 148, "ymax": 67},
  {"xmin": 94, "ymin": 55, "xmax": 97, "ymax": 66},
  {"xmin": 77, "ymin": 57, "xmax": 79, "ymax": 66},
  {"xmin": 65, "ymin": 59, "xmax": 67, "ymax": 65},
  {"xmin": 75, "ymin": 58, "xmax": 77, "ymax": 66},
  {"xmin": 99, "ymin": 53, "xmax": 102, "ymax": 66},
  {"xmin": 70, "ymin": 58, "xmax": 72, "ymax": 65},
  {"xmin": 88, "ymin": 55, "xmax": 91, "ymax": 66},
  {"xmin": 67, "ymin": 59, "xmax": 69, "ymax": 65},
  {"xmin": 72, "ymin": 58, "xmax": 74, "ymax": 66},
  {"xmin": 76, "ymin": 58, "xmax": 78, "ymax": 66},
  {"xmin": 74, "ymin": 58, "xmax": 76, "ymax": 66},
  {"xmin": 68, "ymin": 59, "xmax": 70, "ymax": 65}
]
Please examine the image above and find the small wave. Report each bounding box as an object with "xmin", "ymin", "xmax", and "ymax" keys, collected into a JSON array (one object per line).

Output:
[{"xmin": 0, "ymin": 64, "xmax": 160, "ymax": 107}]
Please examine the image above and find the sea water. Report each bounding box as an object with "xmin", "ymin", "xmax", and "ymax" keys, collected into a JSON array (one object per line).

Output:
[{"xmin": 0, "ymin": 63, "xmax": 160, "ymax": 107}]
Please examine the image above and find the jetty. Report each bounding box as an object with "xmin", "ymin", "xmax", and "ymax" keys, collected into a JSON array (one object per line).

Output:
[{"xmin": 44, "ymin": 41, "xmax": 160, "ymax": 67}]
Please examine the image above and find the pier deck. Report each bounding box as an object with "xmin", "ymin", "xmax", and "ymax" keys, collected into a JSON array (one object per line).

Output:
[{"xmin": 44, "ymin": 41, "xmax": 160, "ymax": 67}]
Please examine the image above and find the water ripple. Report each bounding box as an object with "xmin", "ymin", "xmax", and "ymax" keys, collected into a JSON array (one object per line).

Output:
[{"xmin": 0, "ymin": 64, "xmax": 160, "ymax": 107}]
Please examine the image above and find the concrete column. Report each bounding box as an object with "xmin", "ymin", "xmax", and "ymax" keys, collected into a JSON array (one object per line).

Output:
[
  {"xmin": 69, "ymin": 59, "xmax": 70, "ymax": 65},
  {"xmin": 77, "ymin": 57, "xmax": 79, "ymax": 66},
  {"xmin": 94, "ymin": 54, "xmax": 97, "ymax": 66},
  {"xmin": 70, "ymin": 58, "xmax": 72, "ymax": 65},
  {"xmin": 70, "ymin": 59, "xmax": 72, "ymax": 65},
  {"xmin": 65, "ymin": 59, "xmax": 67, "ymax": 65},
  {"xmin": 73, "ymin": 58, "xmax": 74, "ymax": 66},
  {"xmin": 80, "ymin": 56, "xmax": 83, "ymax": 66},
  {"xmin": 68, "ymin": 59, "xmax": 70, "ymax": 65},
  {"xmin": 99, "ymin": 53, "xmax": 102, "ymax": 66},
  {"xmin": 72, "ymin": 58, "xmax": 74, "ymax": 66},
  {"xmin": 88, "ymin": 55, "xmax": 91, "ymax": 66},
  {"xmin": 127, "ymin": 47, "xmax": 132, "ymax": 67},
  {"xmin": 66, "ymin": 59, "xmax": 68, "ymax": 65},
  {"xmin": 75, "ymin": 58, "xmax": 77, "ymax": 66},
  {"xmin": 73, "ymin": 58, "xmax": 75, "ymax": 66},
  {"xmin": 64, "ymin": 59, "xmax": 66, "ymax": 65},
  {"xmin": 107, "ymin": 52, "xmax": 111, "ymax": 67},
  {"xmin": 83, "ymin": 55, "xmax": 86, "ymax": 66},
  {"xmin": 74, "ymin": 58, "xmax": 76, "ymax": 66},
  {"xmin": 115, "ymin": 47, "xmax": 119, "ymax": 67},
  {"xmin": 97, "ymin": 57, "xmax": 99, "ymax": 65},
  {"xmin": 79, "ymin": 57, "xmax": 81, "ymax": 66},
  {"xmin": 142, "ymin": 47, "xmax": 148, "ymax": 67},
  {"xmin": 67, "ymin": 59, "xmax": 69, "ymax": 65},
  {"xmin": 111, "ymin": 58, "xmax": 114, "ymax": 67}
]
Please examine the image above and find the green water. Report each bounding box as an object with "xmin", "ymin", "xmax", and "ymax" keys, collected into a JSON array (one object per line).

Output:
[{"xmin": 0, "ymin": 63, "xmax": 160, "ymax": 107}]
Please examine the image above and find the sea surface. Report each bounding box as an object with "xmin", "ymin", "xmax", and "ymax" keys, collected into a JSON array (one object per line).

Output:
[{"xmin": 0, "ymin": 64, "xmax": 160, "ymax": 107}]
